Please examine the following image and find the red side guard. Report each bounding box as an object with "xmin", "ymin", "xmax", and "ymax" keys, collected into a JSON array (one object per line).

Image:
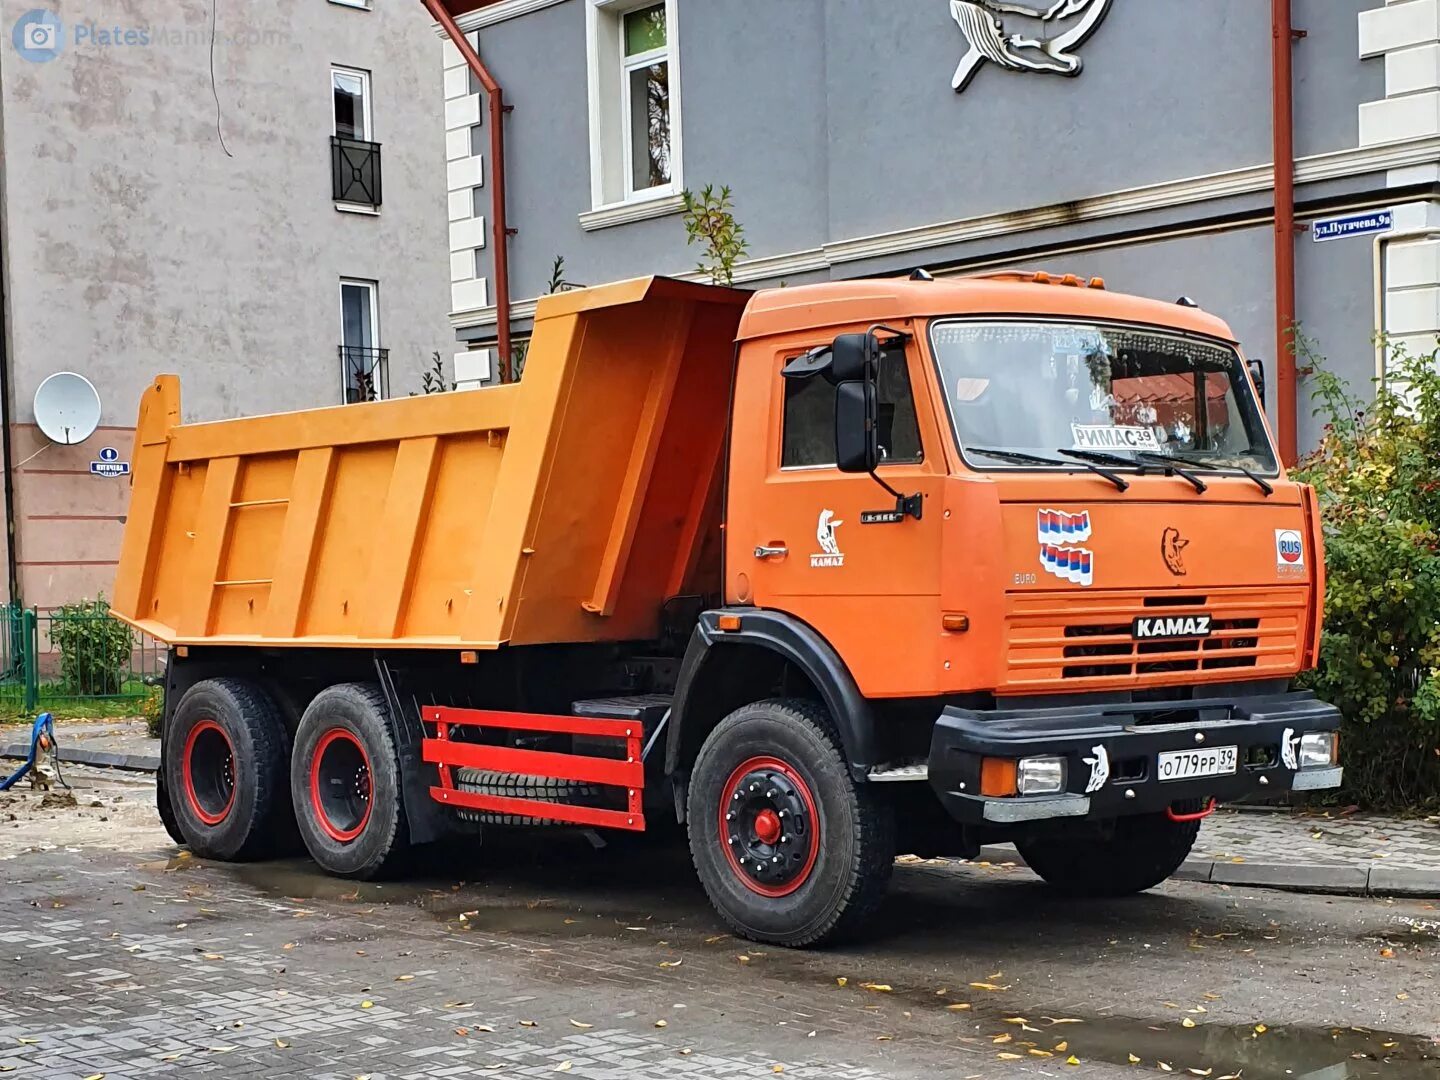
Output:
[{"xmin": 422, "ymin": 707, "xmax": 645, "ymax": 831}]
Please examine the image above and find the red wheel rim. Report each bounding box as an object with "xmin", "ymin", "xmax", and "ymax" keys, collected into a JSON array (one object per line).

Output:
[
  {"xmin": 309, "ymin": 728, "xmax": 373, "ymax": 843},
  {"xmin": 718, "ymin": 755, "xmax": 821, "ymax": 897},
  {"xmin": 182, "ymin": 719, "xmax": 236, "ymax": 826}
]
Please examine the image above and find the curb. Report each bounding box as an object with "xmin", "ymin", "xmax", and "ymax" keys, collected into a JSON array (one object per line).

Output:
[
  {"xmin": 1, "ymin": 742, "xmax": 160, "ymax": 774},
  {"xmin": 975, "ymin": 845, "xmax": 1440, "ymax": 900}
]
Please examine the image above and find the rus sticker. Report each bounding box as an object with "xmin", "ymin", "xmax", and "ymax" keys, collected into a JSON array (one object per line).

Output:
[
  {"xmin": 1274, "ymin": 528, "xmax": 1304, "ymax": 575},
  {"xmin": 1037, "ymin": 508, "xmax": 1092, "ymax": 545},
  {"xmin": 1071, "ymin": 424, "xmax": 1161, "ymax": 452},
  {"xmin": 1039, "ymin": 544, "xmax": 1095, "ymax": 587}
]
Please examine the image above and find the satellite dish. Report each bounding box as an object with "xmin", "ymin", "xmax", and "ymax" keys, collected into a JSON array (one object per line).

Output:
[{"xmin": 34, "ymin": 372, "xmax": 102, "ymax": 445}]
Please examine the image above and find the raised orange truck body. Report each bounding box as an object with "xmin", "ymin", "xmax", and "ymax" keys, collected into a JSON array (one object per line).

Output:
[{"xmin": 115, "ymin": 273, "xmax": 1341, "ymax": 948}]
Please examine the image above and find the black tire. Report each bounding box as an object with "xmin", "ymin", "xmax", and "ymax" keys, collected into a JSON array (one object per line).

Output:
[
  {"xmin": 163, "ymin": 678, "xmax": 290, "ymax": 861},
  {"xmin": 291, "ymin": 683, "xmax": 409, "ymax": 880},
  {"xmin": 454, "ymin": 769, "xmax": 599, "ymax": 826},
  {"xmin": 155, "ymin": 773, "xmax": 186, "ymax": 846},
  {"xmin": 1016, "ymin": 812, "xmax": 1201, "ymax": 897},
  {"xmin": 686, "ymin": 698, "xmax": 895, "ymax": 948}
]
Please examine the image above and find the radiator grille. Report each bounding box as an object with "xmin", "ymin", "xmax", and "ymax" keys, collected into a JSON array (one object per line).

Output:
[{"xmin": 1005, "ymin": 589, "xmax": 1305, "ymax": 691}]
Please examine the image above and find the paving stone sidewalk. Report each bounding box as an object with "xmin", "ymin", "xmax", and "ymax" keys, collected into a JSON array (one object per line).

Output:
[{"xmin": 5, "ymin": 718, "xmax": 1438, "ymax": 898}]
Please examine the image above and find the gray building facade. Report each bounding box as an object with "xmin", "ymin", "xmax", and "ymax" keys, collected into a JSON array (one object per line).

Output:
[
  {"xmin": 0, "ymin": 0, "xmax": 454, "ymax": 608},
  {"xmin": 444, "ymin": 0, "xmax": 1440, "ymax": 454}
]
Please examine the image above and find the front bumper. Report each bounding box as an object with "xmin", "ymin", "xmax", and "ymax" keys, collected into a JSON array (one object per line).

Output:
[{"xmin": 928, "ymin": 690, "xmax": 1342, "ymax": 825}]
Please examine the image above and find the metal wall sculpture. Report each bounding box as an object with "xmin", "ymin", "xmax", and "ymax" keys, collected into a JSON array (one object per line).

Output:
[{"xmin": 950, "ymin": 0, "xmax": 1114, "ymax": 93}]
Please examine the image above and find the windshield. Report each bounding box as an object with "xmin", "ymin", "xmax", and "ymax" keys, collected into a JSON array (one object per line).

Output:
[{"xmin": 929, "ymin": 320, "xmax": 1278, "ymax": 475}]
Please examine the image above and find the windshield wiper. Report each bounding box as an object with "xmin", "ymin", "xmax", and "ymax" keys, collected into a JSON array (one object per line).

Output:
[
  {"xmin": 969, "ymin": 447, "xmax": 1130, "ymax": 493},
  {"xmin": 1136, "ymin": 451, "xmax": 1273, "ymax": 497},
  {"xmin": 1061, "ymin": 447, "xmax": 1206, "ymax": 495}
]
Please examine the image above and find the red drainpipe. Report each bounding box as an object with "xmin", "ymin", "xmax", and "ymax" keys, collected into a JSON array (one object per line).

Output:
[
  {"xmin": 422, "ymin": 0, "xmax": 514, "ymax": 381},
  {"xmin": 1271, "ymin": 0, "xmax": 1298, "ymax": 465}
]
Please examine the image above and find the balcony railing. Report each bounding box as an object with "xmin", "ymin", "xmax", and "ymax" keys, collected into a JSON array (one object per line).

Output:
[
  {"xmin": 331, "ymin": 136, "xmax": 382, "ymax": 208},
  {"xmin": 340, "ymin": 345, "xmax": 390, "ymax": 403}
]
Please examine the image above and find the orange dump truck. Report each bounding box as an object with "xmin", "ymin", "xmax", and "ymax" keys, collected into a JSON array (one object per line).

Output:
[{"xmin": 112, "ymin": 273, "xmax": 1341, "ymax": 946}]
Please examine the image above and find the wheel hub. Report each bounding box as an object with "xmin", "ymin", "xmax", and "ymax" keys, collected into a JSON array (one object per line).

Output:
[{"xmin": 721, "ymin": 760, "xmax": 817, "ymax": 894}]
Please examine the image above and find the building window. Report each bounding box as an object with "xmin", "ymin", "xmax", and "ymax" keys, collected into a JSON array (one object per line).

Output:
[
  {"xmin": 332, "ymin": 67, "xmax": 371, "ymax": 140},
  {"xmin": 585, "ymin": 0, "xmax": 682, "ymax": 209},
  {"xmin": 331, "ymin": 67, "xmax": 381, "ymax": 208},
  {"xmin": 339, "ymin": 279, "xmax": 388, "ymax": 402},
  {"xmin": 781, "ymin": 344, "xmax": 923, "ymax": 469}
]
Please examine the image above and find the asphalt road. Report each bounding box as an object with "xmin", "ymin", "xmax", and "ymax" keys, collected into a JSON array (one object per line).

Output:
[{"xmin": 0, "ymin": 771, "xmax": 1437, "ymax": 1079}]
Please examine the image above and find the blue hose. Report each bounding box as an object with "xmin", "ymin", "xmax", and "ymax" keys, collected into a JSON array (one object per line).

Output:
[{"xmin": 0, "ymin": 712, "xmax": 56, "ymax": 791}]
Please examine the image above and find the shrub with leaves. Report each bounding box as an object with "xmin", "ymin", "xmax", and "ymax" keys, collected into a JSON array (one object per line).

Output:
[
  {"xmin": 47, "ymin": 597, "xmax": 134, "ymax": 697},
  {"xmin": 681, "ymin": 184, "xmax": 748, "ymax": 286},
  {"xmin": 1291, "ymin": 339, "xmax": 1440, "ymax": 810}
]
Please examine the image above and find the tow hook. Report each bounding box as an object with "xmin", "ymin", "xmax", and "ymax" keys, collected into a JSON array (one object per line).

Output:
[{"xmin": 1165, "ymin": 798, "xmax": 1218, "ymax": 823}]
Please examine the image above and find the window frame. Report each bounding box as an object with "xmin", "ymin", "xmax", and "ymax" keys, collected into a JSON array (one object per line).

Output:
[
  {"xmin": 585, "ymin": 0, "xmax": 684, "ymax": 212},
  {"xmin": 339, "ymin": 278, "xmax": 382, "ymax": 403},
  {"xmin": 331, "ymin": 65, "xmax": 373, "ymax": 141},
  {"xmin": 779, "ymin": 341, "xmax": 926, "ymax": 472}
]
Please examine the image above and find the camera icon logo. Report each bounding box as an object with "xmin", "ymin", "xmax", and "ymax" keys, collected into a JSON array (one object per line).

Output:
[{"xmin": 13, "ymin": 10, "xmax": 63, "ymax": 62}]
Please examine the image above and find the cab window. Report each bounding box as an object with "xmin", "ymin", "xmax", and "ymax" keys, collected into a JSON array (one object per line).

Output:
[{"xmin": 781, "ymin": 343, "xmax": 923, "ymax": 468}]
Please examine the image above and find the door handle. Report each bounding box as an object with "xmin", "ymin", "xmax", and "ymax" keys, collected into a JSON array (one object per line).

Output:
[{"xmin": 753, "ymin": 544, "xmax": 788, "ymax": 560}]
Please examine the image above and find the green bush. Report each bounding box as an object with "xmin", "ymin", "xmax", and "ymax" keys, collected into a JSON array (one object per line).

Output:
[
  {"xmin": 1291, "ymin": 340, "xmax": 1440, "ymax": 811},
  {"xmin": 47, "ymin": 597, "xmax": 134, "ymax": 697}
]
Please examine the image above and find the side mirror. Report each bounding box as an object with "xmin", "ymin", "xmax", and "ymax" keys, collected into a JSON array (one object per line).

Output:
[
  {"xmin": 1247, "ymin": 358, "xmax": 1267, "ymax": 408},
  {"xmin": 835, "ymin": 380, "xmax": 878, "ymax": 473},
  {"xmin": 829, "ymin": 333, "xmax": 876, "ymax": 385}
]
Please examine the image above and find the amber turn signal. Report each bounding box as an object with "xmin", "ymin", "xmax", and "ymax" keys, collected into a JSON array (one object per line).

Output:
[
  {"xmin": 717, "ymin": 614, "xmax": 743, "ymax": 632},
  {"xmin": 979, "ymin": 757, "xmax": 1018, "ymax": 798},
  {"xmin": 942, "ymin": 613, "xmax": 970, "ymax": 633},
  {"xmin": 459, "ymin": 650, "xmax": 479, "ymax": 665}
]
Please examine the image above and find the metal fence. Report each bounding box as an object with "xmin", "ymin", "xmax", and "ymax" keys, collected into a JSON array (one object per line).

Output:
[{"xmin": 0, "ymin": 603, "xmax": 164, "ymax": 714}]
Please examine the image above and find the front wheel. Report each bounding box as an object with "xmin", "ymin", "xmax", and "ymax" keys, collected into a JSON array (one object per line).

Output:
[
  {"xmin": 291, "ymin": 683, "xmax": 409, "ymax": 879},
  {"xmin": 1016, "ymin": 811, "xmax": 1201, "ymax": 897},
  {"xmin": 687, "ymin": 698, "xmax": 894, "ymax": 947}
]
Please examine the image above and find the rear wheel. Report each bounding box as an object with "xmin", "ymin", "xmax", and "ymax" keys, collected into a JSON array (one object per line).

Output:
[
  {"xmin": 687, "ymin": 698, "xmax": 894, "ymax": 947},
  {"xmin": 1016, "ymin": 812, "xmax": 1201, "ymax": 897},
  {"xmin": 164, "ymin": 678, "xmax": 290, "ymax": 861},
  {"xmin": 291, "ymin": 683, "xmax": 409, "ymax": 879}
]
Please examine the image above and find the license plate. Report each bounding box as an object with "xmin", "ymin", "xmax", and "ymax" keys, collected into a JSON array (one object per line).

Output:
[{"xmin": 1157, "ymin": 745, "xmax": 1238, "ymax": 782}]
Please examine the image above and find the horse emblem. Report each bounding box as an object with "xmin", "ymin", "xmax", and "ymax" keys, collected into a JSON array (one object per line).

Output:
[{"xmin": 950, "ymin": 0, "xmax": 1114, "ymax": 93}]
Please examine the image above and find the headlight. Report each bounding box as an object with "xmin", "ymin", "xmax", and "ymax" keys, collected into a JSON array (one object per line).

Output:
[
  {"xmin": 1298, "ymin": 731, "xmax": 1338, "ymax": 769},
  {"xmin": 1017, "ymin": 755, "xmax": 1066, "ymax": 795}
]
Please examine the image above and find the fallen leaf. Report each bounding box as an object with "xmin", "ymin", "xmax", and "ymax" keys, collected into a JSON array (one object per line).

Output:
[
  {"xmin": 659, "ymin": 960, "xmax": 683, "ymax": 969},
  {"xmin": 993, "ymin": 1034, "xmax": 1013, "ymax": 1045},
  {"xmin": 970, "ymin": 982, "xmax": 1008, "ymax": 991},
  {"xmin": 1002, "ymin": 1017, "xmax": 1030, "ymax": 1025},
  {"xmin": 1128, "ymin": 1054, "xmax": 1141, "ymax": 1065},
  {"xmin": 1254, "ymin": 1024, "xmax": 1267, "ymax": 1034},
  {"xmin": 570, "ymin": 1020, "xmax": 593, "ymax": 1030},
  {"xmin": 275, "ymin": 1039, "xmax": 290, "ymax": 1049},
  {"xmin": 876, "ymin": 1035, "xmax": 894, "ymax": 1042},
  {"xmin": 82, "ymin": 1074, "xmax": 104, "ymax": 1080},
  {"xmin": 360, "ymin": 1001, "xmax": 374, "ymax": 1010},
  {"xmin": 158, "ymin": 1054, "xmax": 184, "ymax": 1064},
  {"xmin": 1028, "ymin": 1049, "xmax": 1054, "ymax": 1058},
  {"xmin": 737, "ymin": 955, "xmax": 752, "ymax": 964},
  {"xmin": 678, "ymin": 1048, "xmax": 693, "ymax": 1056},
  {"xmin": 282, "ymin": 943, "xmax": 296, "ymax": 951},
  {"xmin": 1189, "ymin": 1069, "xmax": 1213, "ymax": 1077},
  {"xmin": 806, "ymin": 1030, "xmax": 817, "ymax": 1038},
  {"xmin": 445, "ymin": 1001, "xmax": 475, "ymax": 1009},
  {"xmin": 772, "ymin": 1067, "xmax": 785, "ymax": 1074},
  {"xmin": 1065, "ymin": 1054, "xmax": 1081, "ymax": 1065},
  {"xmin": 1203, "ymin": 993, "xmax": 1222, "ymax": 1001},
  {"xmin": 202, "ymin": 953, "xmax": 223, "ymax": 961},
  {"xmin": 654, "ymin": 1019, "xmax": 668, "ymax": 1029},
  {"xmin": 556, "ymin": 1063, "xmax": 571, "ymax": 1073},
  {"xmin": 835, "ymin": 977, "xmax": 848, "ymax": 987},
  {"xmin": 1159, "ymin": 1063, "xmax": 1174, "ymax": 1073},
  {"xmin": 997, "ymin": 1053, "xmax": 1023, "ymax": 1061},
  {"xmin": 473, "ymin": 1025, "xmax": 494, "ymax": 1033},
  {"xmin": 862, "ymin": 983, "xmax": 893, "ymax": 992},
  {"xmin": 1396, "ymin": 992, "xmax": 1410, "ymax": 1001},
  {"xmin": 946, "ymin": 1003, "xmax": 972, "ymax": 1012},
  {"xmin": 395, "ymin": 974, "xmax": 415, "ymax": 982},
  {"xmin": 1045, "ymin": 1018, "xmax": 1083, "ymax": 1025},
  {"xmin": 16, "ymin": 1039, "xmax": 38, "ymax": 1046},
  {"xmin": 1380, "ymin": 948, "xmax": 1395, "ymax": 959},
  {"xmin": 1055, "ymin": 1041, "xmax": 1069, "ymax": 1052},
  {"xmin": 1182, "ymin": 1018, "xmax": 1197, "ymax": 1029},
  {"xmin": 520, "ymin": 1020, "xmax": 539, "ymax": 1028}
]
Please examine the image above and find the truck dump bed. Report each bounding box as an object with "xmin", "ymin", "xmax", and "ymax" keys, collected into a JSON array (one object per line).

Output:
[{"xmin": 111, "ymin": 277, "xmax": 749, "ymax": 648}]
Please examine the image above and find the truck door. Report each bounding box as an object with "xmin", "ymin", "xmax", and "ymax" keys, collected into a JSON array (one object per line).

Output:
[{"xmin": 726, "ymin": 332, "xmax": 947, "ymax": 697}]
